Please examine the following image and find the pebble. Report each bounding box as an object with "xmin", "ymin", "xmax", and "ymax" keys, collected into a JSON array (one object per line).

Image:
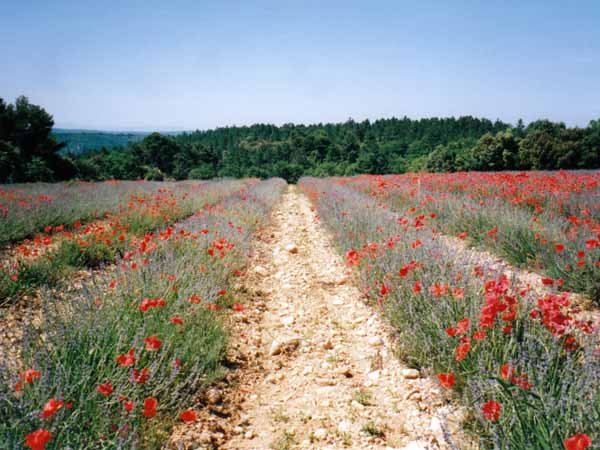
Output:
[
  {"xmin": 269, "ymin": 337, "xmax": 300, "ymax": 356},
  {"xmin": 313, "ymin": 428, "xmax": 328, "ymax": 440},
  {"xmin": 206, "ymin": 388, "xmax": 222, "ymax": 405},
  {"xmin": 285, "ymin": 244, "xmax": 298, "ymax": 254},
  {"xmin": 401, "ymin": 368, "xmax": 421, "ymax": 379}
]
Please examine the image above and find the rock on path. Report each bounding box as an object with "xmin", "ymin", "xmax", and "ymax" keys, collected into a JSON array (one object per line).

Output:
[{"xmin": 222, "ymin": 187, "xmax": 460, "ymax": 450}]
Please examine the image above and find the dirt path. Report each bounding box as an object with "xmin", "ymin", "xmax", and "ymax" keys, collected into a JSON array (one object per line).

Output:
[{"xmin": 212, "ymin": 187, "xmax": 462, "ymax": 450}]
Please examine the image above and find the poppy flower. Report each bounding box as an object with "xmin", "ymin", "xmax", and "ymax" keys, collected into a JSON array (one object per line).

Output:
[
  {"xmin": 454, "ymin": 342, "xmax": 470, "ymax": 362},
  {"xmin": 170, "ymin": 316, "xmax": 184, "ymax": 325},
  {"xmin": 346, "ymin": 250, "xmax": 360, "ymax": 266},
  {"xmin": 133, "ymin": 368, "xmax": 150, "ymax": 384},
  {"xmin": 116, "ymin": 348, "xmax": 136, "ymax": 367},
  {"xmin": 555, "ymin": 244, "xmax": 565, "ymax": 253},
  {"xmin": 473, "ymin": 330, "xmax": 487, "ymax": 341},
  {"xmin": 25, "ymin": 429, "xmax": 52, "ymax": 450},
  {"xmin": 412, "ymin": 280, "xmax": 422, "ymax": 294},
  {"xmin": 142, "ymin": 397, "xmax": 158, "ymax": 418},
  {"xmin": 41, "ymin": 398, "xmax": 64, "ymax": 419},
  {"xmin": 481, "ymin": 400, "xmax": 502, "ymax": 421},
  {"xmin": 15, "ymin": 368, "xmax": 41, "ymax": 391},
  {"xmin": 437, "ymin": 372, "xmax": 455, "ymax": 389},
  {"xmin": 564, "ymin": 433, "xmax": 592, "ymax": 450},
  {"xmin": 124, "ymin": 401, "xmax": 135, "ymax": 412},
  {"xmin": 500, "ymin": 363, "xmax": 513, "ymax": 380},
  {"xmin": 429, "ymin": 283, "xmax": 448, "ymax": 297},
  {"xmin": 179, "ymin": 410, "xmax": 198, "ymax": 423},
  {"xmin": 232, "ymin": 303, "xmax": 245, "ymax": 312},
  {"xmin": 541, "ymin": 277, "xmax": 554, "ymax": 286},
  {"xmin": 188, "ymin": 294, "xmax": 201, "ymax": 304},
  {"xmin": 97, "ymin": 383, "xmax": 113, "ymax": 396},
  {"xmin": 144, "ymin": 335, "xmax": 162, "ymax": 351}
]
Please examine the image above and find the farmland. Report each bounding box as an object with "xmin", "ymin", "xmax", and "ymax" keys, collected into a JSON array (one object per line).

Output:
[{"xmin": 0, "ymin": 172, "xmax": 598, "ymax": 450}]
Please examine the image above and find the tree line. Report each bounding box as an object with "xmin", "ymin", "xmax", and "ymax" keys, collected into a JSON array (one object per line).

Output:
[{"xmin": 1, "ymin": 96, "xmax": 599, "ymax": 183}]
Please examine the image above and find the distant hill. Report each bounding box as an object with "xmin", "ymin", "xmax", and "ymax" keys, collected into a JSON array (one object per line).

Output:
[{"xmin": 53, "ymin": 129, "xmax": 149, "ymax": 155}]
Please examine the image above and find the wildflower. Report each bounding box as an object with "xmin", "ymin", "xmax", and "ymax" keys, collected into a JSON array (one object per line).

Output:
[
  {"xmin": 473, "ymin": 330, "xmax": 487, "ymax": 341},
  {"xmin": 124, "ymin": 401, "xmax": 135, "ymax": 412},
  {"xmin": 179, "ymin": 410, "xmax": 198, "ymax": 423},
  {"xmin": 452, "ymin": 287, "xmax": 465, "ymax": 299},
  {"xmin": 437, "ymin": 373, "xmax": 455, "ymax": 389},
  {"xmin": 481, "ymin": 400, "xmax": 502, "ymax": 421},
  {"xmin": 500, "ymin": 364, "xmax": 513, "ymax": 380},
  {"xmin": 555, "ymin": 243, "xmax": 565, "ymax": 253},
  {"xmin": 25, "ymin": 429, "xmax": 52, "ymax": 450},
  {"xmin": 116, "ymin": 348, "xmax": 136, "ymax": 367},
  {"xmin": 15, "ymin": 368, "xmax": 41, "ymax": 391},
  {"xmin": 188, "ymin": 294, "xmax": 201, "ymax": 304},
  {"xmin": 429, "ymin": 283, "xmax": 448, "ymax": 297},
  {"xmin": 133, "ymin": 368, "xmax": 150, "ymax": 384},
  {"xmin": 454, "ymin": 341, "xmax": 470, "ymax": 362},
  {"xmin": 41, "ymin": 398, "xmax": 64, "ymax": 419},
  {"xmin": 170, "ymin": 316, "xmax": 184, "ymax": 325},
  {"xmin": 458, "ymin": 231, "xmax": 468, "ymax": 240},
  {"xmin": 232, "ymin": 303, "xmax": 245, "ymax": 312},
  {"xmin": 412, "ymin": 280, "xmax": 422, "ymax": 294},
  {"xmin": 145, "ymin": 335, "xmax": 162, "ymax": 351},
  {"xmin": 97, "ymin": 383, "xmax": 113, "ymax": 396},
  {"xmin": 142, "ymin": 397, "xmax": 158, "ymax": 418},
  {"xmin": 541, "ymin": 277, "xmax": 554, "ymax": 285},
  {"xmin": 379, "ymin": 283, "xmax": 390, "ymax": 297},
  {"xmin": 564, "ymin": 434, "xmax": 592, "ymax": 450}
]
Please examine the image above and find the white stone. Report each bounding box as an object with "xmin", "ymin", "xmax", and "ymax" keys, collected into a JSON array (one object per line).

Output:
[
  {"xmin": 313, "ymin": 428, "xmax": 328, "ymax": 440},
  {"xmin": 337, "ymin": 420, "xmax": 352, "ymax": 433},
  {"xmin": 401, "ymin": 368, "xmax": 420, "ymax": 379}
]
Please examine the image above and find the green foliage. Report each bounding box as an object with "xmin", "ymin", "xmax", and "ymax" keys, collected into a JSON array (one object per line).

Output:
[{"xmin": 4, "ymin": 94, "xmax": 599, "ymax": 183}]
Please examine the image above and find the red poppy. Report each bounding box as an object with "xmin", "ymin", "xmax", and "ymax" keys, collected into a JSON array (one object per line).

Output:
[
  {"xmin": 458, "ymin": 231, "xmax": 468, "ymax": 240},
  {"xmin": 41, "ymin": 398, "xmax": 64, "ymax": 419},
  {"xmin": 541, "ymin": 277, "xmax": 554, "ymax": 286},
  {"xmin": 429, "ymin": 283, "xmax": 449, "ymax": 297},
  {"xmin": 25, "ymin": 429, "xmax": 52, "ymax": 450},
  {"xmin": 346, "ymin": 250, "xmax": 360, "ymax": 266},
  {"xmin": 188, "ymin": 294, "xmax": 201, "ymax": 304},
  {"xmin": 232, "ymin": 303, "xmax": 245, "ymax": 312},
  {"xmin": 500, "ymin": 364, "xmax": 513, "ymax": 380},
  {"xmin": 144, "ymin": 335, "xmax": 162, "ymax": 351},
  {"xmin": 437, "ymin": 372, "xmax": 455, "ymax": 389},
  {"xmin": 454, "ymin": 342, "xmax": 470, "ymax": 362},
  {"xmin": 555, "ymin": 243, "xmax": 565, "ymax": 253},
  {"xmin": 564, "ymin": 433, "xmax": 592, "ymax": 450},
  {"xmin": 116, "ymin": 348, "xmax": 136, "ymax": 367},
  {"xmin": 15, "ymin": 368, "xmax": 41, "ymax": 391},
  {"xmin": 170, "ymin": 316, "xmax": 184, "ymax": 325},
  {"xmin": 473, "ymin": 330, "xmax": 487, "ymax": 341},
  {"xmin": 142, "ymin": 397, "xmax": 158, "ymax": 418},
  {"xmin": 412, "ymin": 280, "xmax": 422, "ymax": 294},
  {"xmin": 97, "ymin": 383, "xmax": 113, "ymax": 396},
  {"xmin": 179, "ymin": 409, "xmax": 198, "ymax": 423},
  {"xmin": 133, "ymin": 368, "xmax": 150, "ymax": 384},
  {"xmin": 481, "ymin": 400, "xmax": 502, "ymax": 421},
  {"xmin": 124, "ymin": 401, "xmax": 135, "ymax": 412}
]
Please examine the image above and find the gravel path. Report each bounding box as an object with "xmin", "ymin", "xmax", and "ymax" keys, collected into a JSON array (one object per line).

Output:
[{"xmin": 219, "ymin": 187, "xmax": 463, "ymax": 450}]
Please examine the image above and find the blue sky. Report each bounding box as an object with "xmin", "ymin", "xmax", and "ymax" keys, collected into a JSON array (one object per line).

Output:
[{"xmin": 1, "ymin": 0, "xmax": 599, "ymax": 130}]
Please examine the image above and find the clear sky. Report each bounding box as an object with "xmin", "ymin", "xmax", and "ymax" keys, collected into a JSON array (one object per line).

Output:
[{"xmin": 1, "ymin": 0, "xmax": 599, "ymax": 130}]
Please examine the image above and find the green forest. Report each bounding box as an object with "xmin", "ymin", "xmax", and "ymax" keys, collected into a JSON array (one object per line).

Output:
[{"xmin": 2, "ymin": 96, "xmax": 599, "ymax": 183}]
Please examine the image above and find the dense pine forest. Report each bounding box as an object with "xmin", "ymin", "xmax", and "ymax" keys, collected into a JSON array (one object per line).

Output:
[{"xmin": 2, "ymin": 96, "xmax": 599, "ymax": 183}]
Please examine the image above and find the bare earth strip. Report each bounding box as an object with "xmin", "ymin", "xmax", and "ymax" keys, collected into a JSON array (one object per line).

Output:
[{"xmin": 215, "ymin": 187, "xmax": 464, "ymax": 450}]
